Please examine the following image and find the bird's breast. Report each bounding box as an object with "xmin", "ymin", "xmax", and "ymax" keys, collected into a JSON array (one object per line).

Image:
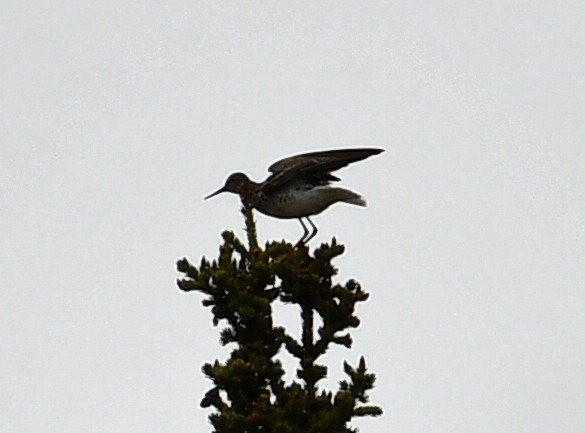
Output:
[{"xmin": 254, "ymin": 187, "xmax": 337, "ymax": 219}]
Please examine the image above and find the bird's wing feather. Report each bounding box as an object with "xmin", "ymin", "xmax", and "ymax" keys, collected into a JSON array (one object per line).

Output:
[{"xmin": 261, "ymin": 148, "xmax": 383, "ymax": 194}]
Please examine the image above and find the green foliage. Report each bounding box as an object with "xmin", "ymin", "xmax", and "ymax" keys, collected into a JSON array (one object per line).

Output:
[{"xmin": 176, "ymin": 205, "xmax": 382, "ymax": 433}]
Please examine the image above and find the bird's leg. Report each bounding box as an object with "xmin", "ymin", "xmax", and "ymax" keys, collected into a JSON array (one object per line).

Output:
[
  {"xmin": 295, "ymin": 218, "xmax": 310, "ymax": 247},
  {"xmin": 304, "ymin": 217, "xmax": 318, "ymax": 244}
]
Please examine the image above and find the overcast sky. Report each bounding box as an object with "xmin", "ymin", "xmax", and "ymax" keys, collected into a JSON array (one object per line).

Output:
[{"xmin": 2, "ymin": 1, "xmax": 584, "ymax": 432}]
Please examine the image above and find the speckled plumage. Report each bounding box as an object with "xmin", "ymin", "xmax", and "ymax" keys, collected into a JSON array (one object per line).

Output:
[{"xmin": 205, "ymin": 148, "xmax": 383, "ymax": 245}]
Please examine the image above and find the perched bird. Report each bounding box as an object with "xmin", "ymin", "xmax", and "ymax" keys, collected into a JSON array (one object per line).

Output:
[{"xmin": 205, "ymin": 148, "xmax": 384, "ymax": 245}]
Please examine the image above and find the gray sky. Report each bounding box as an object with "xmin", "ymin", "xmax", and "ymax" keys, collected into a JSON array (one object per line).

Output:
[{"xmin": 2, "ymin": 1, "xmax": 584, "ymax": 432}]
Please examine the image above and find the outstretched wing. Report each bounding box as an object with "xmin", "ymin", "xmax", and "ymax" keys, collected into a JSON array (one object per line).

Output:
[{"xmin": 261, "ymin": 148, "xmax": 384, "ymax": 194}]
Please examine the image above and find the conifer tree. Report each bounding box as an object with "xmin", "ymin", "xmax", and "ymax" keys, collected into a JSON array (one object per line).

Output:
[{"xmin": 177, "ymin": 205, "xmax": 382, "ymax": 433}]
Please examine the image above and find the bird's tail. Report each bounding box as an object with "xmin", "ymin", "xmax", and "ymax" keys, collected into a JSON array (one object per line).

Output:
[{"xmin": 335, "ymin": 188, "xmax": 367, "ymax": 207}]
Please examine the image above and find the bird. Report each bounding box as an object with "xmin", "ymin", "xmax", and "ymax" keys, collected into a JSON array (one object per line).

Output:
[{"xmin": 204, "ymin": 148, "xmax": 384, "ymax": 246}]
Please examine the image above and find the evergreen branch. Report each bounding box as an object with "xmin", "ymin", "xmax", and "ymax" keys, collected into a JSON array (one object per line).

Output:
[
  {"xmin": 241, "ymin": 204, "xmax": 258, "ymax": 252},
  {"xmin": 176, "ymin": 212, "xmax": 382, "ymax": 432}
]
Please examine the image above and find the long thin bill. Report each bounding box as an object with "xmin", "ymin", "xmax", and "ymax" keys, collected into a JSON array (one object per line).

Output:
[{"xmin": 204, "ymin": 186, "xmax": 226, "ymax": 200}]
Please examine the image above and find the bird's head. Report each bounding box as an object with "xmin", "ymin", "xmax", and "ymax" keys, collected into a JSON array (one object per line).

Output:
[{"xmin": 204, "ymin": 172, "xmax": 252, "ymax": 200}]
